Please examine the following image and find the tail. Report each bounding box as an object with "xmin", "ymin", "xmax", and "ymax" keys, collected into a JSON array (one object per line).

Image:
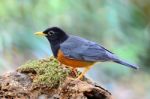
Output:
[{"xmin": 113, "ymin": 58, "xmax": 139, "ymax": 69}]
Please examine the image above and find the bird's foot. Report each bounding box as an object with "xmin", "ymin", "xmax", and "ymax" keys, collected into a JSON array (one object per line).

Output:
[{"xmin": 69, "ymin": 68, "xmax": 79, "ymax": 78}]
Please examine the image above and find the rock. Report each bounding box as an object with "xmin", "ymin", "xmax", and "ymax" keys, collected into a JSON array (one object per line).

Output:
[{"xmin": 0, "ymin": 57, "xmax": 112, "ymax": 99}]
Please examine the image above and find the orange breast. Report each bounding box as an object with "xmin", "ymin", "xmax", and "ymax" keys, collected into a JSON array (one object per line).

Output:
[{"xmin": 57, "ymin": 50, "xmax": 95, "ymax": 68}]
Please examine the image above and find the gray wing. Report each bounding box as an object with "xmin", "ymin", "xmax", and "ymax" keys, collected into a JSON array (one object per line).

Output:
[{"xmin": 60, "ymin": 36, "xmax": 117, "ymax": 62}]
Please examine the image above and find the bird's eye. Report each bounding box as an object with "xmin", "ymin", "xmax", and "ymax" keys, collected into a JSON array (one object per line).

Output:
[{"xmin": 48, "ymin": 31, "xmax": 55, "ymax": 35}]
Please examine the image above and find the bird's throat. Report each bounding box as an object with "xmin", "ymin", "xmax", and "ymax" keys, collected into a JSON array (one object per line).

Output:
[
  {"xmin": 50, "ymin": 44, "xmax": 60, "ymax": 57},
  {"xmin": 49, "ymin": 35, "xmax": 69, "ymax": 57}
]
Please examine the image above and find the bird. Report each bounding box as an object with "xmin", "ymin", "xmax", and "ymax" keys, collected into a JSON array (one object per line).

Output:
[{"xmin": 34, "ymin": 27, "xmax": 138, "ymax": 79}]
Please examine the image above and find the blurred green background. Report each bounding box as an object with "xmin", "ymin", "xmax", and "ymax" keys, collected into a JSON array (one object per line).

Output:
[{"xmin": 0, "ymin": 0, "xmax": 150, "ymax": 98}]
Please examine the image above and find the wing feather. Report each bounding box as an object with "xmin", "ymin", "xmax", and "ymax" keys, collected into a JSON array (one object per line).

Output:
[{"xmin": 60, "ymin": 36, "xmax": 114, "ymax": 62}]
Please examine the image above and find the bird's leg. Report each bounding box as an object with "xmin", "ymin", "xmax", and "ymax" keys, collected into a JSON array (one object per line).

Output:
[
  {"xmin": 72, "ymin": 68, "xmax": 78, "ymax": 77},
  {"xmin": 60, "ymin": 64, "xmax": 77, "ymax": 77},
  {"xmin": 76, "ymin": 65, "xmax": 92, "ymax": 80}
]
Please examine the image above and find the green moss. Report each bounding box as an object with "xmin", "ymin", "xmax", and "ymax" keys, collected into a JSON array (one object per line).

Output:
[{"xmin": 17, "ymin": 57, "xmax": 71, "ymax": 88}]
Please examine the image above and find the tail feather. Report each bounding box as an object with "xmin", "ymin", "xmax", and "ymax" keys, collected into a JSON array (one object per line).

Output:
[{"xmin": 113, "ymin": 59, "xmax": 138, "ymax": 69}]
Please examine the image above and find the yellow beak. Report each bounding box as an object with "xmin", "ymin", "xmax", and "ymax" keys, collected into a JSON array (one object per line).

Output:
[{"xmin": 34, "ymin": 32, "xmax": 47, "ymax": 36}]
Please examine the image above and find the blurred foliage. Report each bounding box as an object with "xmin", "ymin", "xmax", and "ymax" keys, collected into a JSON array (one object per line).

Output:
[
  {"xmin": 139, "ymin": 31, "xmax": 150, "ymax": 71},
  {"xmin": 0, "ymin": 0, "xmax": 150, "ymax": 98}
]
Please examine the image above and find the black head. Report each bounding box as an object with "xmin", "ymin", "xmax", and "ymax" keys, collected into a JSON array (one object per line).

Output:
[
  {"xmin": 35, "ymin": 27, "xmax": 69, "ymax": 57},
  {"xmin": 43, "ymin": 27, "xmax": 68, "ymax": 43}
]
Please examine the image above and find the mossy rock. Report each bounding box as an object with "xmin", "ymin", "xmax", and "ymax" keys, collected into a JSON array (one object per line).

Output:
[{"xmin": 17, "ymin": 57, "xmax": 71, "ymax": 88}]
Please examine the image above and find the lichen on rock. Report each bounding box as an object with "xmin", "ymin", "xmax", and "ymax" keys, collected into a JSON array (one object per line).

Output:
[{"xmin": 17, "ymin": 57, "xmax": 71, "ymax": 88}]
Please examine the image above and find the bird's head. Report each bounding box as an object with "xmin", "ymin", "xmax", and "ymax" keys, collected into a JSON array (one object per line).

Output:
[{"xmin": 35, "ymin": 27, "xmax": 68, "ymax": 43}]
